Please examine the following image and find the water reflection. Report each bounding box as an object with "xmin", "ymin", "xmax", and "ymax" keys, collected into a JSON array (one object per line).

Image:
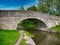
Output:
[{"xmin": 28, "ymin": 30, "xmax": 60, "ymax": 45}]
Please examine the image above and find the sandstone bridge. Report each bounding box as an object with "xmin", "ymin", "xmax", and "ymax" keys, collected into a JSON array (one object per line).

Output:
[{"xmin": 0, "ymin": 10, "xmax": 60, "ymax": 30}]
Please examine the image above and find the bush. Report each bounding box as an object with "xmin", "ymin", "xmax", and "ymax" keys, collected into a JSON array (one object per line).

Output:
[
  {"xmin": 18, "ymin": 20, "xmax": 37, "ymax": 30},
  {"xmin": 50, "ymin": 24, "xmax": 60, "ymax": 32}
]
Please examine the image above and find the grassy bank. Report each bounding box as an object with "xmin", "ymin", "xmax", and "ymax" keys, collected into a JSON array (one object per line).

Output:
[
  {"xmin": 50, "ymin": 24, "xmax": 60, "ymax": 32},
  {"xmin": 0, "ymin": 29, "xmax": 19, "ymax": 45},
  {"xmin": 20, "ymin": 39, "xmax": 27, "ymax": 45}
]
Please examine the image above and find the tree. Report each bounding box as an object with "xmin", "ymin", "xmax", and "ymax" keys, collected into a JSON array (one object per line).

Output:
[
  {"xmin": 55, "ymin": 0, "xmax": 60, "ymax": 16},
  {"xmin": 38, "ymin": 0, "xmax": 60, "ymax": 16},
  {"xmin": 27, "ymin": 6, "xmax": 37, "ymax": 11},
  {"xmin": 20, "ymin": 6, "xmax": 25, "ymax": 11},
  {"xmin": 38, "ymin": 3, "xmax": 49, "ymax": 13},
  {"xmin": 46, "ymin": 0, "xmax": 53, "ymax": 7}
]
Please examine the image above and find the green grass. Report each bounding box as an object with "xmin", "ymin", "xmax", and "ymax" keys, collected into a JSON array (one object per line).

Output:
[
  {"xmin": 24, "ymin": 30, "xmax": 35, "ymax": 38},
  {"xmin": 0, "ymin": 29, "xmax": 20, "ymax": 45},
  {"xmin": 20, "ymin": 39, "xmax": 27, "ymax": 45},
  {"xmin": 50, "ymin": 24, "xmax": 60, "ymax": 32},
  {"xmin": 20, "ymin": 30, "xmax": 35, "ymax": 45}
]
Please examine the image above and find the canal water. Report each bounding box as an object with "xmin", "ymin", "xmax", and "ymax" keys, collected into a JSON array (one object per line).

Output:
[{"xmin": 29, "ymin": 30, "xmax": 60, "ymax": 45}]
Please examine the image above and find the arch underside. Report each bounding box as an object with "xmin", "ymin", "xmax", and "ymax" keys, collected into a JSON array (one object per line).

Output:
[{"xmin": 17, "ymin": 18, "xmax": 47, "ymax": 30}]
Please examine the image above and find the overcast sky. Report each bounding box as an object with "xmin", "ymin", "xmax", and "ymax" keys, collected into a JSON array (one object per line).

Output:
[{"xmin": 0, "ymin": 0, "xmax": 38, "ymax": 10}]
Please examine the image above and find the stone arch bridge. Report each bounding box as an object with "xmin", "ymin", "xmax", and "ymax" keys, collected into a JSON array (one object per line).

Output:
[{"xmin": 0, "ymin": 10, "xmax": 60, "ymax": 30}]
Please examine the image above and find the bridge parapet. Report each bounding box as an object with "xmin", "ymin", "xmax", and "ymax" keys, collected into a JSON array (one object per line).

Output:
[{"xmin": 0, "ymin": 10, "xmax": 60, "ymax": 30}]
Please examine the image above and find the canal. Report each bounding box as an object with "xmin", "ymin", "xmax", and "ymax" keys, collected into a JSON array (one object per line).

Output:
[{"xmin": 29, "ymin": 30, "xmax": 60, "ymax": 45}]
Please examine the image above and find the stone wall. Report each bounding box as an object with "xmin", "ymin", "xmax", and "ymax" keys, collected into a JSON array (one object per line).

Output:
[{"xmin": 0, "ymin": 10, "xmax": 60, "ymax": 30}]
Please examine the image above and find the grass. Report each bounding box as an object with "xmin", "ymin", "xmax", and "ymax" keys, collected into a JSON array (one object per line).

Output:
[
  {"xmin": 0, "ymin": 29, "xmax": 34, "ymax": 45},
  {"xmin": 20, "ymin": 39, "xmax": 27, "ymax": 45},
  {"xmin": 0, "ymin": 29, "xmax": 20, "ymax": 45},
  {"xmin": 24, "ymin": 30, "xmax": 35, "ymax": 38},
  {"xmin": 50, "ymin": 24, "xmax": 60, "ymax": 32},
  {"xmin": 20, "ymin": 30, "xmax": 35, "ymax": 45}
]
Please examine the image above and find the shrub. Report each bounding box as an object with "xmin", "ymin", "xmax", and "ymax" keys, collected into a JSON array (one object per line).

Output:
[{"xmin": 18, "ymin": 20, "xmax": 37, "ymax": 30}]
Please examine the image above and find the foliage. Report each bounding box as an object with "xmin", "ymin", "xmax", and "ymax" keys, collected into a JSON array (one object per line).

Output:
[
  {"xmin": 38, "ymin": 0, "xmax": 60, "ymax": 16},
  {"xmin": 0, "ymin": 30, "xmax": 19, "ymax": 45},
  {"xmin": 24, "ymin": 30, "xmax": 35, "ymax": 38},
  {"xmin": 38, "ymin": 3, "xmax": 49, "ymax": 13},
  {"xmin": 18, "ymin": 20, "xmax": 37, "ymax": 30},
  {"xmin": 50, "ymin": 24, "xmax": 60, "ymax": 32},
  {"xmin": 46, "ymin": 0, "xmax": 53, "ymax": 7},
  {"xmin": 27, "ymin": 5, "xmax": 37, "ymax": 11}
]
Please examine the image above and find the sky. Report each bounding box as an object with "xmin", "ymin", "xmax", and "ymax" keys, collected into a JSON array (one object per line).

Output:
[{"xmin": 0, "ymin": 0, "xmax": 38, "ymax": 10}]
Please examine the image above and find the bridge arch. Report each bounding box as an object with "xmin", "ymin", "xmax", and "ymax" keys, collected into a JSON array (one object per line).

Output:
[
  {"xmin": 17, "ymin": 18, "xmax": 48, "ymax": 30},
  {"xmin": 0, "ymin": 10, "xmax": 59, "ymax": 30}
]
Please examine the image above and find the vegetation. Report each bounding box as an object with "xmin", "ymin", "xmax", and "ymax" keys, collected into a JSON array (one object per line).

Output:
[
  {"xmin": 19, "ymin": 0, "xmax": 60, "ymax": 16},
  {"xmin": 20, "ymin": 39, "xmax": 27, "ymax": 45},
  {"xmin": 50, "ymin": 24, "xmax": 60, "ymax": 32},
  {"xmin": 24, "ymin": 30, "xmax": 35, "ymax": 38},
  {"xmin": 0, "ymin": 29, "xmax": 19, "ymax": 45},
  {"xmin": 18, "ymin": 20, "xmax": 35, "ymax": 38},
  {"xmin": 38, "ymin": 3, "xmax": 49, "ymax": 13},
  {"xmin": 38, "ymin": 0, "xmax": 60, "ymax": 16},
  {"xmin": 20, "ymin": 30, "xmax": 35, "ymax": 45},
  {"xmin": 18, "ymin": 20, "xmax": 37, "ymax": 30},
  {"xmin": 0, "ymin": 29, "xmax": 34, "ymax": 45},
  {"xmin": 27, "ymin": 5, "xmax": 37, "ymax": 11}
]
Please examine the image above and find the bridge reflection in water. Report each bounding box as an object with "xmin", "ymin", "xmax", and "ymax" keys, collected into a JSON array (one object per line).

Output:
[{"xmin": 29, "ymin": 30, "xmax": 60, "ymax": 45}]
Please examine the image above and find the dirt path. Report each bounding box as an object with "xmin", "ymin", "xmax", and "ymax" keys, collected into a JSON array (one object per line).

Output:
[
  {"xmin": 14, "ymin": 30, "xmax": 36, "ymax": 45},
  {"xmin": 14, "ymin": 30, "xmax": 23, "ymax": 45}
]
